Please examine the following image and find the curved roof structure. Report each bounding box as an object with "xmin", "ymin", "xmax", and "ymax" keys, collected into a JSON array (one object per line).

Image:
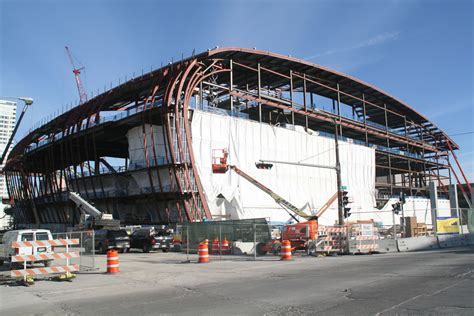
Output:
[
  {"xmin": 4, "ymin": 47, "xmax": 458, "ymax": 228},
  {"xmin": 7, "ymin": 47, "xmax": 456, "ymax": 167}
]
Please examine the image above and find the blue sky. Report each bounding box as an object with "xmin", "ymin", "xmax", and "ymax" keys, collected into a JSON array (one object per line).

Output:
[{"xmin": 1, "ymin": 0, "xmax": 472, "ymax": 180}]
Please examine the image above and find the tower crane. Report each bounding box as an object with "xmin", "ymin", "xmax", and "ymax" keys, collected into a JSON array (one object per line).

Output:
[{"xmin": 65, "ymin": 46, "xmax": 88, "ymax": 104}]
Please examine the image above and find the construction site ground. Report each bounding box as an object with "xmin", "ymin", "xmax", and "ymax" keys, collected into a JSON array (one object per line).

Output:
[{"xmin": 0, "ymin": 248, "xmax": 473, "ymax": 315}]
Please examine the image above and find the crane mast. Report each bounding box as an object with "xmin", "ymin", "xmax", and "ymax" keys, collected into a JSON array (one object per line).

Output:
[{"xmin": 65, "ymin": 46, "xmax": 88, "ymax": 104}]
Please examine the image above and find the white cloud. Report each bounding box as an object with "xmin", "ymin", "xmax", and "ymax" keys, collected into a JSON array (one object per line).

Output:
[{"xmin": 305, "ymin": 31, "xmax": 401, "ymax": 60}]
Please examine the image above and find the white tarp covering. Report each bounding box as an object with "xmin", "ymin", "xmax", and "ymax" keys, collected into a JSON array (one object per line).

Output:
[
  {"xmin": 191, "ymin": 110, "xmax": 376, "ymax": 225},
  {"xmin": 126, "ymin": 125, "xmax": 166, "ymax": 166}
]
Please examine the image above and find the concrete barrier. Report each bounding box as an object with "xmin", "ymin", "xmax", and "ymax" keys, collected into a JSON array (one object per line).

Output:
[
  {"xmin": 397, "ymin": 237, "xmax": 439, "ymax": 252},
  {"xmin": 464, "ymin": 233, "xmax": 474, "ymax": 246},
  {"xmin": 376, "ymin": 239, "xmax": 398, "ymax": 253},
  {"xmin": 347, "ymin": 240, "xmax": 378, "ymax": 254},
  {"xmin": 232, "ymin": 241, "xmax": 256, "ymax": 255},
  {"xmin": 437, "ymin": 234, "xmax": 469, "ymax": 248}
]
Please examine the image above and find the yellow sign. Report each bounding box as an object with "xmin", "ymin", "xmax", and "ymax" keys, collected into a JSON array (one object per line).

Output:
[{"xmin": 437, "ymin": 217, "xmax": 459, "ymax": 234}]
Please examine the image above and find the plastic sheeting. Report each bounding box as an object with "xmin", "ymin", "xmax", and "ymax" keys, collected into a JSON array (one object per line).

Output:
[{"xmin": 191, "ymin": 110, "xmax": 376, "ymax": 225}]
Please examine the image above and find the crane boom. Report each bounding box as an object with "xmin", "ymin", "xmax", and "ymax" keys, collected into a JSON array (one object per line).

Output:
[
  {"xmin": 69, "ymin": 191, "xmax": 119, "ymax": 228},
  {"xmin": 315, "ymin": 191, "xmax": 338, "ymax": 218},
  {"xmin": 229, "ymin": 165, "xmax": 313, "ymax": 222},
  {"xmin": 65, "ymin": 46, "xmax": 88, "ymax": 104}
]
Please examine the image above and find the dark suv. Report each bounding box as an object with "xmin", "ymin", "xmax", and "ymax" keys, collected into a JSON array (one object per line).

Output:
[
  {"xmin": 130, "ymin": 228, "xmax": 172, "ymax": 253},
  {"xmin": 86, "ymin": 229, "xmax": 130, "ymax": 254}
]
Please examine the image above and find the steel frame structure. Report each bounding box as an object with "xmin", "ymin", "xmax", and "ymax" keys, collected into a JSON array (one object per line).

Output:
[{"xmin": 3, "ymin": 47, "xmax": 465, "ymax": 228}]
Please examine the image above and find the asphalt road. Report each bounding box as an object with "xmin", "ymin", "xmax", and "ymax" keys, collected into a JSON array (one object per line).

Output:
[{"xmin": 1, "ymin": 247, "xmax": 473, "ymax": 315}]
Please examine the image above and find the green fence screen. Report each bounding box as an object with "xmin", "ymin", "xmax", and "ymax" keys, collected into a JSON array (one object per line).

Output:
[{"xmin": 181, "ymin": 218, "xmax": 271, "ymax": 250}]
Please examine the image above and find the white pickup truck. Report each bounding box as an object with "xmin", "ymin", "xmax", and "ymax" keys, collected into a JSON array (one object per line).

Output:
[{"xmin": 0, "ymin": 229, "xmax": 54, "ymax": 268}]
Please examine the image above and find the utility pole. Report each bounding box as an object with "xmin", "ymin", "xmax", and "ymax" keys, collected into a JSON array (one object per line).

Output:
[{"xmin": 334, "ymin": 120, "xmax": 343, "ymax": 225}]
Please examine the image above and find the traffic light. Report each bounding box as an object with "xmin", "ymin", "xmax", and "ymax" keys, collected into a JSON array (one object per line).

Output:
[
  {"xmin": 399, "ymin": 192, "xmax": 406, "ymax": 204},
  {"xmin": 342, "ymin": 190, "xmax": 351, "ymax": 218},
  {"xmin": 342, "ymin": 190, "xmax": 349, "ymax": 206},
  {"xmin": 343, "ymin": 207, "xmax": 351, "ymax": 219},
  {"xmin": 392, "ymin": 202, "xmax": 401, "ymax": 215},
  {"xmin": 255, "ymin": 162, "xmax": 273, "ymax": 170}
]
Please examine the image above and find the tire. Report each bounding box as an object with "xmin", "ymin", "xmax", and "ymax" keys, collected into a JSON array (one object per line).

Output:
[
  {"xmin": 44, "ymin": 260, "xmax": 52, "ymax": 267},
  {"xmin": 307, "ymin": 244, "xmax": 317, "ymax": 257},
  {"xmin": 272, "ymin": 243, "xmax": 281, "ymax": 256},
  {"xmin": 118, "ymin": 249, "xmax": 124, "ymax": 253},
  {"xmin": 256, "ymin": 242, "xmax": 268, "ymax": 256},
  {"xmin": 162, "ymin": 248, "xmax": 169, "ymax": 253},
  {"xmin": 98, "ymin": 243, "xmax": 106, "ymax": 254},
  {"xmin": 0, "ymin": 260, "xmax": 4, "ymax": 266},
  {"xmin": 143, "ymin": 244, "xmax": 151, "ymax": 253}
]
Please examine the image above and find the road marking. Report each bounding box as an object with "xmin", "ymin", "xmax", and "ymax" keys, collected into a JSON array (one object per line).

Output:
[
  {"xmin": 375, "ymin": 294, "xmax": 422, "ymax": 315},
  {"xmin": 375, "ymin": 279, "xmax": 468, "ymax": 315}
]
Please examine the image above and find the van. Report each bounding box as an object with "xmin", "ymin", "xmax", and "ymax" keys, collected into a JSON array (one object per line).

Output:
[{"xmin": 0, "ymin": 229, "xmax": 54, "ymax": 268}]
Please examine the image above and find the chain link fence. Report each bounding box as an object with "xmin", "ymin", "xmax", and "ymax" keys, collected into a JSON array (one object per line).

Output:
[
  {"xmin": 179, "ymin": 220, "xmax": 286, "ymax": 261},
  {"xmin": 51, "ymin": 231, "xmax": 97, "ymax": 271}
]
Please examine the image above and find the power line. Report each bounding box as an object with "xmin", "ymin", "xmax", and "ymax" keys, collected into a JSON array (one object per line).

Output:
[{"xmin": 449, "ymin": 131, "xmax": 474, "ymax": 137}]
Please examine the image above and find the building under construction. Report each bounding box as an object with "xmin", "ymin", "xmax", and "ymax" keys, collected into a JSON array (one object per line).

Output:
[{"xmin": 4, "ymin": 47, "xmax": 469, "ymax": 231}]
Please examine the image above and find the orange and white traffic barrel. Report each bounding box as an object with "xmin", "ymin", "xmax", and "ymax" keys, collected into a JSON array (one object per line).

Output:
[
  {"xmin": 211, "ymin": 238, "xmax": 220, "ymax": 254},
  {"xmin": 280, "ymin": 240, "xmax": 292, "ymax": 261},
  {"xmin": 198, "ymin": 242, "xmax": 209, "ymax": 263},
  {"xmin": 107, "ymin": 249, "xmax": 119, "ymax": 273},
  {"xmin": 221, "ymin": 238, "xmax": 230, "ymax": 254}
]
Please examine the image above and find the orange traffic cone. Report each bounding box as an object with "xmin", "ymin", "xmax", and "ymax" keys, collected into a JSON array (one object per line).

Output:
[
  {"xmin": 221, "ymin": 238, "xmax": 230, "ymax": 254},
  {"xmin": 211, "ymin": 238, "xmax": 220, "ymax": 254},
  {"xmin": 198, "ymin": 242, "xmax": 209, "ymax": 263},
  {"xmin": 280, "ymin": 240, "xmax": 292, "ymax": 261},
  {"xmin": 107, "ymin": 249, "xmax": 119, "ymax": 273}
]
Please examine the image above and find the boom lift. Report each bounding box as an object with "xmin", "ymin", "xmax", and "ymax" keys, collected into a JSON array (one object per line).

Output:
[
  {"xmin": 212, "ymin": 149, "xmax": 319, "ymax": 255},
  {"xmin": 69, "ymin": 191, "xmax": 120, "ymax": 229},
  {"xmin": 229, "ymin": 165, "xmax": 316, "ymax": 223}
]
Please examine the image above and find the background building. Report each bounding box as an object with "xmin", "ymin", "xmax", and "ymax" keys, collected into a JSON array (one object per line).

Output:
[{"xmin": 0, "ymin": 99, "xmax": 17, "ymax": 229}]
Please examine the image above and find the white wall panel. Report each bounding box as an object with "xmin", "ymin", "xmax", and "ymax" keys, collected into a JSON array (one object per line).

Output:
[{"xmin": 191, "ymin": 110, "xmax": 376, "ymax": 225}]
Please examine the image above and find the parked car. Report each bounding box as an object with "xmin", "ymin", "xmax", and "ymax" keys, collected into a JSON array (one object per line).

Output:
[
  {"xmin": 130, "ymin": 228, "xmax": 172, "ymax": 253},
  {"xmin": 0, "ymin": 229, "xmax": 54, "ymax": 268},
  {"xmin": 86, "ymin": 229, "xmax": 130, "ymax": 254}
]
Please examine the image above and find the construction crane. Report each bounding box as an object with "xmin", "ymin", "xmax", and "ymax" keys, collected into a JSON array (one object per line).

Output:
[{"xmin": 65, "ymin": 46, "xmax": 88, "ymax": 104}]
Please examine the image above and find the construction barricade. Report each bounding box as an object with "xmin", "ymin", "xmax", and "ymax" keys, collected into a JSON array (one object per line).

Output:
[
  {"xmin": 347, "ymin": 223, "xmax": 380, "ymax": 254},
  {"xmin": 317, "ymin": 226, "xmax": 348, "ymax": 255},
  {"xmin": 10, "ymin": 238, "xmax": 80, "ymax": 284}
]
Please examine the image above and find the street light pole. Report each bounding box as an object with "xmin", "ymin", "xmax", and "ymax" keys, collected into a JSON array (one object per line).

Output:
[
  {"xmin": 0, "ymin": 97, "xmax": 34, "ymax": 165},
  {"xmin": 334, "ymin": 121, "xmax": 344, "ymax": 226}
]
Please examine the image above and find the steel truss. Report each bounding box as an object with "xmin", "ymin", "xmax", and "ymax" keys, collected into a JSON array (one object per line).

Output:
[{"xmin": 3, "ymin": 48, "xmax": 465, "ymax": 227}]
